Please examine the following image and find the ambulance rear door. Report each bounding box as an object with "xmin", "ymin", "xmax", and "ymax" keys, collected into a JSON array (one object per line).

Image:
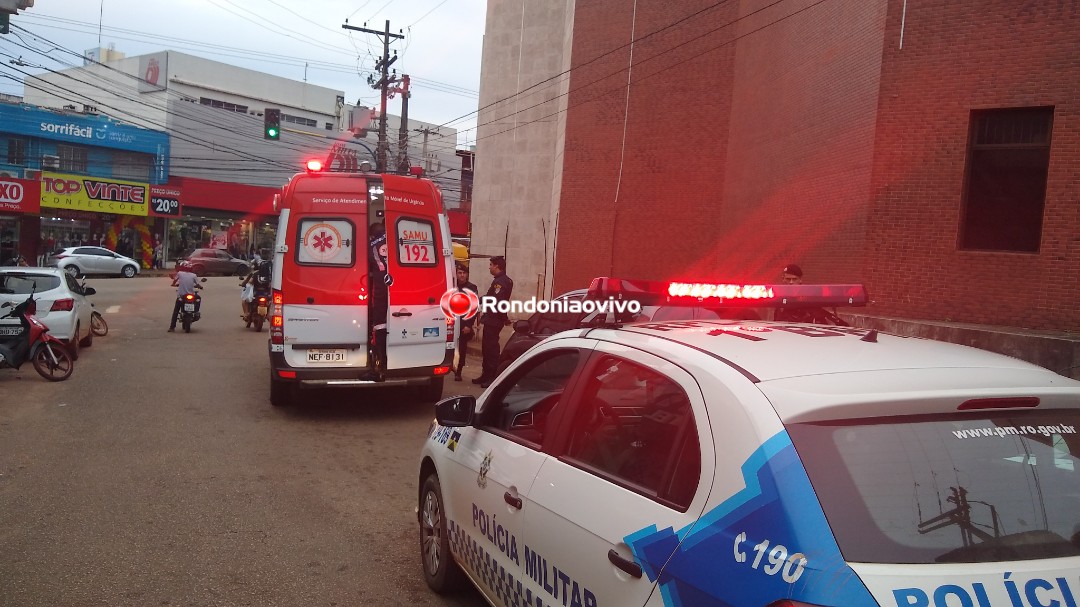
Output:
[
  {"xmin": 279, "ymin": 175, "xmax": 369, "ymax": 369},
  {"xmin": 383, "ymin": 176, "xmax": 453, "ymax": 370}
]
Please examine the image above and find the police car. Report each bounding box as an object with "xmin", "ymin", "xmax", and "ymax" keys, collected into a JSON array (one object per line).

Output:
[{"xmin": 417, "ymin": 277, "xmax": 1080, "ymax": 607}]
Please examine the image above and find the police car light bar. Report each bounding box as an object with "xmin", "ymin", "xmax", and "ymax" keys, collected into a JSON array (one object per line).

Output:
[{"xmin": 586, "ymin": 277, "xmax": 868, "ymax": 308}]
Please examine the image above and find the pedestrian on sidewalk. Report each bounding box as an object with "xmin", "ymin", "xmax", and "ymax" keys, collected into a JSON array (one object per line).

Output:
[
  {"xmin": 453, "ymin": 263, "xmax": 477, "ymax": 381},
  {"xmin": 474, "ymin": 256, "xmax": 512, "ymax": 388}
]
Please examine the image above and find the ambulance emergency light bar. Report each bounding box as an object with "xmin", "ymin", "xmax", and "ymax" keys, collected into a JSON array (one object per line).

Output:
[{"xmin": 586, "ymin": 277, "xmax": 868, "ymax": 309}]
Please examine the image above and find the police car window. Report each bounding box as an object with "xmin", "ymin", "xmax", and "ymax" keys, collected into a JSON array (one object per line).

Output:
[
  {"xmin": 480, "ymin": 350, "xmax": 580, "ymax": 448},
  {"xmin": 790, "ymin": 411, "xmax": 1080, "ymax": 564},
  {"xmin": 563, "ymin": 356, "xmax": 700, "ymax": 510},
  {"xmin": 295, "ymin": 218, "xmax": 355, "ymax": 267}
]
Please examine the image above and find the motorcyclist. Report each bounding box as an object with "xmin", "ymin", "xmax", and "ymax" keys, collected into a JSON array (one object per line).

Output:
[
  {"xmin": 240, "ymin": 253, "xmax": 271, "ymax": 324},
  {"xmin": 168, "ymin": 265, "xmax": 203, "ymax": 332}
]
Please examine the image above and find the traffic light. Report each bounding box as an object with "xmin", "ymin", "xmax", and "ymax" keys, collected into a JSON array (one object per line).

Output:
[{"xmin": 264, "ymin": 108, "xmax": 281, "ymax": 140}]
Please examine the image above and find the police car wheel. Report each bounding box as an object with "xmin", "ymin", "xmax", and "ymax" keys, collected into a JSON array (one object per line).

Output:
[{"xmin": 419, "ymin": 474, "xmax": 465, "ymax": 593}]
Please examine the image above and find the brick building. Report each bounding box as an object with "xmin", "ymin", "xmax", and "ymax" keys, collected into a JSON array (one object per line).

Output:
[{"xmin": 472, "ymin": 0, "xmax": 1080, "ymax": 339}]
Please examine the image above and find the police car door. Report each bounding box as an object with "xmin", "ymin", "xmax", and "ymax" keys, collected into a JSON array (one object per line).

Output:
[
  {"xmin": 383, "ymin": 210, "xmax": 451, "ymax": 369},
  {"xmin": 522, "ymin": 344, "xmax": 714, "ymax": 607},
  {"xmin": 442, "ymin": 345, "xmax": 591, "ymax": 606}
]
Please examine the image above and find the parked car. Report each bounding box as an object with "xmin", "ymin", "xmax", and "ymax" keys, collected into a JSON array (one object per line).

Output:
[
  {"xmin": 50, "ymin": 246, "xmax": 141, "ymax": 278},
  {"xmin": 0, "ymin": 268, "xmax": 95, "ymax": 358},
  {"xmin": 179, "ymin": 249, "xmax": 250, "ymax": 277}
]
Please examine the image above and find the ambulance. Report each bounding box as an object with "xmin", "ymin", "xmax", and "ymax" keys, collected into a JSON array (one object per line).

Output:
[{"xmin": 268, "ymin": 162, "xmax": 455, "ymax": 407}]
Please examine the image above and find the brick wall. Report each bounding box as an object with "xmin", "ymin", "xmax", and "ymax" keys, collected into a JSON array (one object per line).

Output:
[
  {"xmin": 555, "ymin": 0, "xmax": 887, "ymax": 291},
  {"xmin": 866, "ymin": 0, "xmax": 1080, "ymax": 331}
]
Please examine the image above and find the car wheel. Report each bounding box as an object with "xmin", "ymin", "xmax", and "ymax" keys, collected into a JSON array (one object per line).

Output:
[
  {"xmin": 68, "ymin": 324, "xmax": 80, "ymax": 361},
  {"xmin": 419, "ymin": 474, "xmax": 466, "ymax": 593},
  {"xmin": 79, "ymin": 322, "xmax": 94, "ymax": 347},
  {"xmin": 64, "ymin": 265, "xmax": 81, "ymax": 278},
  {"xmin": 235, "ymin": 264, "xmax": 250, "ymax": 277},
  {"xmin": 121, "ymin": 265, "xmax": 137, "ymax": 278},
  {"xmin": 190, "ymin": 264, "xmax": 205, "ymax": 276}
]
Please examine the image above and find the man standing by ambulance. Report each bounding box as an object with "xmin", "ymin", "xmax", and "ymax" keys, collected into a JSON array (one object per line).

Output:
[{"xmin": 474, "ymin": 256, "xmax": 512, "ymax": 388}]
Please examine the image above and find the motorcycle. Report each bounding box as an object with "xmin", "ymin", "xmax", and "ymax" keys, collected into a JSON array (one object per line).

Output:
[
  {"xmin": 175, "ymin": 278, "xmax": 208, "ymax": 333},
  {"xmin": 79, "ymin": 280, "xmax": 108, "ymax": 337},
  {"xmin": 0, "ymin": 291, "xmax": 75, "ymax": 381},
  {"xmin": 241, "ymin": 263, "xmax": 272, "ymax": 332}
]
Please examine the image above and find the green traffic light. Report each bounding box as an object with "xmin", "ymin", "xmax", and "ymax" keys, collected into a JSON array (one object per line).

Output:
[{"xmin": 268, "ymin": 128, "xmax": 278, "ymax": 137}]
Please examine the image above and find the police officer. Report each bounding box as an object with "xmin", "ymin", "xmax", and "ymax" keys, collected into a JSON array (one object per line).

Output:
[
  {"xmin": 473, "ymin": 256, "xmax": 512, "ymax": 388},
  {"xmin": 453, "ymin": 263, "xmax": 478, "ymax": 381}
]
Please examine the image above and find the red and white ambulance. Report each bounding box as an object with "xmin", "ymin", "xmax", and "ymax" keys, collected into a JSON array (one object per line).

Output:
[{"xmin": 268, "ymin": 162, "xmax": 455, "ymax": 406}]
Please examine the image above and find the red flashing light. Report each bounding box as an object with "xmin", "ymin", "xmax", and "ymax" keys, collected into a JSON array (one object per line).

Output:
[
  {"xmin": 668, "ymin": 282, "xmax": 774, "ymax": 300},
  {"xmin": 433, "ymin": 366, "xmax": 451, "ymax": 376},
  {"xmin": 586, "ymin": 276, "xmax": 868, "ymax": 309},
  {"xmin": 50, "ymin": 298, "xmax": 74, "ymax": 312},
  {"xmin": 409, "ymin": 165, "xmax": 424, "ymax": 177},
  {"xmin": 958, "ymin": 397, "xmax": 1040, "ymax": 411},
  {"xmin": 305, "ymin": 159, "xmax": 324, "ymax": 172}
]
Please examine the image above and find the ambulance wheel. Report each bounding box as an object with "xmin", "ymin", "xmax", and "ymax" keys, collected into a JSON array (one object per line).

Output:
[
  {"xmin": 419, "ymin": 474, "xmax": 465, "ymax": 593},
  {"xmin": 270, "ymin": 376, "xmax": 293, "ymax": 407},
  {"xmin": 418, "ymin": 377, "xmax": 444, "ymax": 402}
]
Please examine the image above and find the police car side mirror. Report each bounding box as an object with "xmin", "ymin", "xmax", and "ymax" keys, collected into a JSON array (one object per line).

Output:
[
  {"xmin": 513, "ymin": 320, "xmax": 531, "ymax": 334},
  {"xmin": 435, "ymin": 395, "xmax": 476, "ymax": 427}
]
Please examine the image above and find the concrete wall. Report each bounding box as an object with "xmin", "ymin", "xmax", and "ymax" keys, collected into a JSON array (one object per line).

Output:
[{"xmin": 470, "ymin": 0, "xmax": 575, "ymax": 300}]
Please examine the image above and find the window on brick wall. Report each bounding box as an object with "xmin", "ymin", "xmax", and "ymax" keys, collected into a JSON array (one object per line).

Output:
[{"xmin": 960, "ymin": 107, "xmax": 1053, "ymax": 252}]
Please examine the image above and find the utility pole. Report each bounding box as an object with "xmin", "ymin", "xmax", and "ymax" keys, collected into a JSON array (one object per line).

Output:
[
  {"xmin": 342, "ymin": 19, "xmax": 403, "ymax": 172},
  {"xmin": 414, "ymin": 126, "xmax": 440, "ymax": 172},
  {"xmin": 393, "ymin": 75, "xmax": 411, "ymax": 173}
]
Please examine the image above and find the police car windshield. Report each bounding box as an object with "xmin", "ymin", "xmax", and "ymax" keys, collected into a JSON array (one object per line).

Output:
[{"xmin": 789, "ymin": 410, "xmax": 1080, "ymax": 564}]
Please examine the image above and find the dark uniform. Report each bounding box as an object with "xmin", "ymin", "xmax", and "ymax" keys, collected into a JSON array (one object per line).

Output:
[
  {"xmin": 479, "ymin": 271, "xmax": 513, "ymax": 382},
  {"xmin": 455, "ymin": 279, "xmax": 478, "ymax": 379},
  {"xmin": 369, "ymin": 231, "xmax": 392, "ymax": 372}
]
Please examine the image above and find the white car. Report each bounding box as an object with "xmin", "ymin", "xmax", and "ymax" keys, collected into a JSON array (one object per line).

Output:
[
  {"xmin": 51, "ymin": 246, "xmax": 141, "ymax": 278},
  {"xmin": 418, "ymin": 278, "xmax": 1080, "ymax": 607},
  {"xmin": 0, "ymin": 268, "xmax": 95, "ymax": 358}
]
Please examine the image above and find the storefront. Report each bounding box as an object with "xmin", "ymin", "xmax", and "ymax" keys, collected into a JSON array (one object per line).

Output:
[
  {"xmin": 167, "ymin": 176, "xmax": 279, "ymax": 261},
  {"xmin": 0, "ymin": 177, "xmax": 41, "ymax": 264}
]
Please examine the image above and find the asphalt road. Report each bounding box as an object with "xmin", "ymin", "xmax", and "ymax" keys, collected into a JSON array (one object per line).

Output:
[{"xmin": 0, "ymin": 275, "xmax": 489, "ymax": 607}]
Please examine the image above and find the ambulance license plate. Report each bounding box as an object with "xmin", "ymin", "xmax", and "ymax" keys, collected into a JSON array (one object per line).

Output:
[
  {"xmin": 183, "ymin": 303, "xmax": 195, "ymax": 312},
  {"xmin": 307, "ymin": 349, "xmax": 346, "ymax": 363}
]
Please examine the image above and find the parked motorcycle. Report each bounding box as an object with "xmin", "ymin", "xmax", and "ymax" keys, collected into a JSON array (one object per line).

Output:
[{"xmin": 0, "ymin": 292, "xmax": 75, "ymax": 381}]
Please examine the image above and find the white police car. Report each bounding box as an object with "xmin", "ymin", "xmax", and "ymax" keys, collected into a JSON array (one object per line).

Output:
[{"xmin": 417, "ymin": 278, "xmax": 1080, "ymax": 607}]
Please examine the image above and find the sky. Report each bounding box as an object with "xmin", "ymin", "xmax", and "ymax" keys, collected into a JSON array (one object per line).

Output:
[{"xmin": 0, "ymin": 0, "xmax": 487, "ymax": 145}]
